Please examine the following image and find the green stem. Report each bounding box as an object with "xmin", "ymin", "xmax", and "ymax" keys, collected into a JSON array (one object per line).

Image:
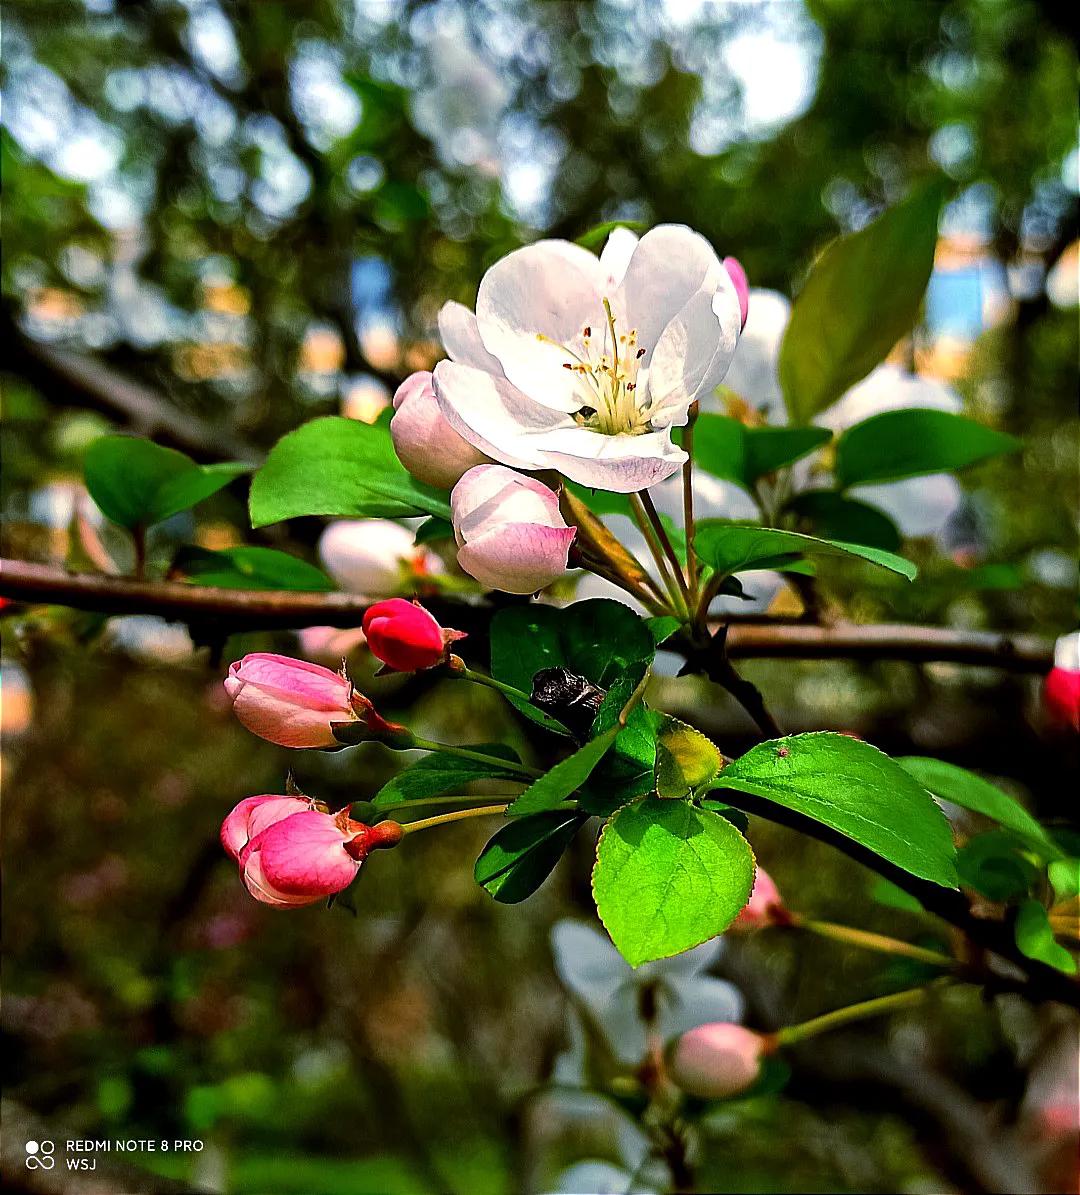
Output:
[
  {"xmin": 408, "ymin": 737, "xmax": 540, "ymax": 778},
  {"xmin": 398, "ymin": 803, "xmax": 509, "ymax": 835},
  {"xmin": 775, "ymin": 979, "xmax": 952, "ymax": 1047},
  {"xmin": 641, "ymin": 489, "xmax": 692, "ymax": 609},
  {"xmin": 373, "ymin": 795, "xmax": 540, "ymax": 813},
  {"xmin": 795, "ymin": 916, "xmax": 955, "ymax": 969},
  {"xmin": 682, "ymin": 403, "xmax": 700, "ymax": 604},
  {"xmin": 629, "ymin": 493, "xmax": 688, "ymax": 619},
  {"xmin": 452, "ymin": 665, "xmax": 534, "ymax": 705}
]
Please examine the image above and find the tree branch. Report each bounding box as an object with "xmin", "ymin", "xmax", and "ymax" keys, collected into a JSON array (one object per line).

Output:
[{"xmin": 0, "ymin": 560, "xmax": 1055, "ymax": 672}]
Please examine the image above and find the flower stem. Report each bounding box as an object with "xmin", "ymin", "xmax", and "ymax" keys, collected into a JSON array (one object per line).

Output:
[
  {"xmin": 641, "ymin": 489, "xmax": 692, "ymax": 607},
  {"xmin": 682, "ymin": 402, "xmax": 700, "ymax": 603},
  {"xmin": 397, "ymin": 803, "xmax": 510, "ymax": 835},
  {"xmin": 629, "ymin": 493, "xmax": 689, "ymax": 619},
  {"xmin": 793, "ymin": 916, "xmax": 956, "ymax": 969},
  {"xmin": 408, "ymin": 737, "xmax": 540, "ymax": 778},
  {"xmin": 774, "ymin": 979, "xmax": 953, "ymax": 1047},
  {"xmin": 450, "ymin": 664, "xmax": 534, "ymax": 705},
  {"xmin": 374, "ymin": 795, "xmax": 536, "ymax": 812}
]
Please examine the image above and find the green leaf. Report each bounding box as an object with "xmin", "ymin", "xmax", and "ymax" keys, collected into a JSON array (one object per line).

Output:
[
  {"xmin": 695, "ymin": 521, "xmax": 916, "ymax": 581},
  {"xmin": 1014, "ymin": 900, "xmax": 1077, "ymax": 975},
  {"xmin": 507, "ymin": 727, "xmax": 620, "ymax": 816},
  {"xmin": 956, "ymin": 832, "xmax": 1039, "ymax": 901},
  {"xmin": 710, "ymin": 732, "xmax": 959, "ymax": 887},
  {"xmin": 692, "ymin": 415, "xmax": 831, "ymax": 491},
  {"xmin": 786, "ymin": 490, "xmax": 902, "ymax": 551},
  {"xmin": 414, "ymin": 515, "xmax": 454, "ymax": 544},
  {"xmin": 1049, "ymin": 859, "xmax": 1080, "ymax": 903},
  {"xmin": 373, "ymin": 745, "xmax": 523, "ymax": 807},
  {"xmin": 779, "ymin": 179, "xmax": 947, "ymax": 423},
  {"xmin": 249, "ymin": 417, "xmax": 450, "ymax": 527},
  {"xmin": 655, "ymin": 716, "xmax": 721, "ymax": 798},
  {"xmin": 84, "ymin": 436, "xmax": 250, "ymax": 528},
  {"xmin": 646, "ymin": 616, "xmax": 682, "ymax": 647},
  {"xmin": 575, "ymin": 219, "xmax": 648, "ymax": 251},
  {"xmin": 592, "ymin": 797, "xmax": 756, "ymax": 966},
  {"xmin": 870, "ymin": 878, "xmax": 926, "ymax": 914},
  {"xmin": 581, "ymin": 687, "xmax": 660, "ymax": 817},
  {"xmin": 173, "ymin": 546, "xmax": 335, "ymax": 591},
  {"xmin": 474, "ymin": 811, "xmax": 586, "ymax": 903},
  {"xmin": 835, "ymin": 409, "xmax": 1020, "ymax": 487},
  {"xmin": 898, "ymin": 757, "xmax": 1063, "ymax": 861},
  {"xmin": 489, "ymin": 599, "xmax": 656, "ymax": 733},
  {"xmin": 564, "ymin": 480, "xmax": 633, "ymax": 518}
]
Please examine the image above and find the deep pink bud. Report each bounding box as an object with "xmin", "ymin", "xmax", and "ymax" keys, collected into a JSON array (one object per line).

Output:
[
  {"xmin": 237, "ymin": 808, "xmax": 365, "ymax": 907},
  {"xmin": 723, "ymin": 256, "xmax": 750, "ymax": 329},
  {"xmin": 224, "ymin": 653, "xmax": 402, "ymax": 749},
  {"xmin": 221, "ymin": 793, "xmax": 311, "ymax": 860},
  {"xmin": 362, "ymin": 598, "xmax": 465, "ymax": 673},
  {"xmin": 730, "ymin": 868, "xmax": 788, "ymax": 932},
  {"xmin": 669, "ymin": 1023, "xmax": 766, "ymax": 1099},
  {"xmin": 1045, "ymin": 633, "xmax": 1080, "ymax": 732}
]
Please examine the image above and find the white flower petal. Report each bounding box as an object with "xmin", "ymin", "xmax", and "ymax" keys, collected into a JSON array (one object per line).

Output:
[
  {"xmin": 656, "ymin": 976, "xmax": 746, "ymax": 1044},
  {"xmin": 820, "ymin": 365, "xmax": 962, "ymax": 431},
  {"xmin": 536, "ymin": 427, "xmax": 687, "ymax": 493},
  {"xmin": 437, "ymin": 301, "xmax": 503, "ymax": 372},
  {"xmin": 475, "ymin": 240, "xmax": 608, "ymax": 411},
  {"xmin": 599, "ymin": 226, "xmax": 640, "ymax": 289},
  {"xmin": 647, "ymin": 282, "xmax": 741, "ymax": 423},
  {"xmin": 433, "ymin": 359, "xmax": 573, "ymax": 470},
  {"xmin": 618, "ymin": 225, "xmax": 725, "ymax": 358},
  {"xmin": 551, "ymin": 920, "xmax": 628, "ymax": 1009},
  {"xmin": 720, "ymin": 287, "xmax": 791, "ymax": 421}
]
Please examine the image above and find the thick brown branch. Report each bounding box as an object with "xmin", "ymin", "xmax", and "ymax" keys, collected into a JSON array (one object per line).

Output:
[{"xmin": 0, "ymin": 560, "xmax": 1055, "ymax": 673}]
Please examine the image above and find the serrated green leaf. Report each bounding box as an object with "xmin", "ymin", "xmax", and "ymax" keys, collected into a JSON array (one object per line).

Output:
[
  {"xmin": 374, "ymin": 745, "xmax": 523, "ymax": 807},
  {"xmin": 173, "ymin": 545, "xmax": 335, "ymax": 591},
  {"xmin": 646, "ymin": 616, "xmax": 682, "ymax": 647},
  {"xmin": 1014, "ymin": 899, "xmax": 1077, "ymax": 975},
  {"xmin": 84, "ymin": 436, "xmax": 250, "ymax": 528},
  {"xmin": 691, "ymin": 414, "xmax": 831, "ymax": 491},
  {"xmin": 249, "ymin": 416, "xmax": 450, "ymax": 527},
  {"xmin": 836, "ymin": 409, "xmax": 1020, "ymax": 487},
  {"xmin": 474, "ymin": 810, "xmax": 586, "ymax": 903},
  {"xmin": 695, "ymin": 521, "xmax": 916, "ymax": 580},
  {"xmin": 711, "ymin": 732, "xmax": 958, "ymax": 887},
  {"xmin": 580, "ymin": 688, "xmax": 660, "ymax": 817},
  {"xmin": 779, "ymin": 179, "xmax": 947, "ymax": 423},
  {"xmin": 592, "ymin": 797, "xmax": 756, "ymax": 966},
  {"xmin": 786, "ymin": 490, "xmax": 901, "ymax": 551},
  {"xmin": 899, "ymin": 757, "xmax": 1063, "ymax": 861},
  {"xmin": 655, "ymin": 716, "xmax": 721, "ymax": 798}
]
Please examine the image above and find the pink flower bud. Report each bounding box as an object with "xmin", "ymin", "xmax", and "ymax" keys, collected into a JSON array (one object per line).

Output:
[
  {"xmin": 450, "ymin": 465, "xmax": 576, "ymax": 595},
  {"xmin": 723, "ymin": 256, "xmax": 750, "ymax": 329},
  {"xmin": 730, "ymin": 868, "xmax": 788, "ymax": 932},
  {"xmin": 224, "ymin": 653, "xmax": 398, "ymax": 749},
  {"xmin": 1045, "ymin": 632, "xmax": 1080, "ymax": 732},
  {"xmin": 669, "ymin": 1023, "xmax": 766, "ymax": 1099},
  {"xmin": 220, "ymin": 793, "xmax": 312, "ymax": 860},
  {"xmin": 391, "ymin": 369, "xmax": 491, "ymax": 489},
  {"xmin": 362, "ymin": 598, "xmax": 465, "ymax": 672},
  {"xmin": 318, "ymin": 519, "xmax": 443, "ymax": 597}
]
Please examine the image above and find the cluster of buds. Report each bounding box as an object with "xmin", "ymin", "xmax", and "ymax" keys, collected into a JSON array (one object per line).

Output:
[{"xmin": 221, "ymin": 793, "xmax": 402, "ymax": 907}]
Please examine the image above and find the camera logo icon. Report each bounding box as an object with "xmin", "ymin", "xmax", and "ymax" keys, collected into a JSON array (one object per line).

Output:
[{"xmin": 25, "ymin": 1140, "xmax": 56, "ymax": 1170}]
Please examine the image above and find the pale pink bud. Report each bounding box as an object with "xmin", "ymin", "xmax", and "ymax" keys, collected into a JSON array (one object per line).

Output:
[
  {"xmin": 391, "ymin": 369, "xmax": 492, "ymax": 489},
  {"xmin": 730, "ymin": 868, "xmax": 788, "ymax": 932},
  {"xmin": 317, "ymin": 519, "xmax": 443, "ymax": 597},
  {"xmin": 723, "ymin": 256, "xmax": 750, "ymax": 329},
  {"xmin": 669, "ymin": 1023, "xmax": 765, "ymax": 1099},
  {"xmin": 450, "ymin": 465, "xmax": 576, "ymax": 595},
  {"xmin": 296, "ymin": 625, "xmax": 368, "ymax": 663},
  {"xmin": 224, "ymin": 653, "xmax": 396, "ymax": 749},
  {"xmin": 1045, "ymin": 632, "xmax": 1080, "ymax": 732},
  {"xmin": 221, "ymin": 793, "xmax": 311, "ymax": 860}
]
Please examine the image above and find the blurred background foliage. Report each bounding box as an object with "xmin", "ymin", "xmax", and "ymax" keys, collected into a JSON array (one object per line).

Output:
[{"xmin": 1, "ymin": 1, "xmax": 1078, "ymax": 1192}]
